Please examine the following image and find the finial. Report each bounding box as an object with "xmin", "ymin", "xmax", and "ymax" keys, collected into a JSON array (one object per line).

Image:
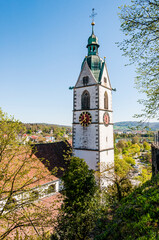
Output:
[
  {"xmin": 104, "ymin": 56, "xmax": 106, "ymax": 62},
  {"xmin": 89, "ymin": 8, "xmax": 97, "ymax": 34}
]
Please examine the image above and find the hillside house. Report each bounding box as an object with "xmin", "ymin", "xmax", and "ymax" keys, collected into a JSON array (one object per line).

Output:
[{"xmin": 0, "ymin": 141, "xmax": 71, "ymax": 238}]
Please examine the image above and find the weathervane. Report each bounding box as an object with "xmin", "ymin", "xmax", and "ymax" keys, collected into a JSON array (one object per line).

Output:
[{"xmin": 89, "ymin": 8, "xmax": 97, "ymax": 24}]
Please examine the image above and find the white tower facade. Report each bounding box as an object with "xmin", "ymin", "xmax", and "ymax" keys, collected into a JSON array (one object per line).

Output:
[{"xmin": 72, "ymin": 21, "xmax": 114, "ymax": 183}]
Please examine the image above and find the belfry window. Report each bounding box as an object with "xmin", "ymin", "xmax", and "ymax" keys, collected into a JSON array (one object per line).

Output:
[
  {"xmin": 81, "ymin": 90, "xmax": 90, "ymax": 110},
  {"xmin": 104, "ymin": 91, "xmax": 108, "ymax": 109},
  {"xmin": 83, "ymin": 76, "xmax": 89, "ymax": 86}
]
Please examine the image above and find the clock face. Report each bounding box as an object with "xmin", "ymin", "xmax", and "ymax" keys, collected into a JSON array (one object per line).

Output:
[
  {"xmin": 103, "ymin": 112, "xmax": 110, "ymax": 126},
  {"xmin": 79, "ymin": 112, "xmax": 92, "ymax": 127}
]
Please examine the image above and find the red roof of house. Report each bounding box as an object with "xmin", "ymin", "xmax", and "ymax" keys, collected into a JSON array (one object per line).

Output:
[
  {"xmin": 0, "ymin": 193, "xmax": 63, "ymax": 239},
  {"xmin": 0, "ymin": 142, "xmax": 71, "ymax": 239},
  {"xmin": 32, "ymin": 141, "xmax": 72, "ymax": 178},
  {"xmin": 31, "ymin": 135, "xmax": 38, "ymax": 139}
]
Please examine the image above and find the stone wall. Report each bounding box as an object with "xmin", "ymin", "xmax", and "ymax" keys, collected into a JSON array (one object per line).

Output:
[{"xmin": 152, "ymin": 144, "xmax": 159, "ymax": 177}]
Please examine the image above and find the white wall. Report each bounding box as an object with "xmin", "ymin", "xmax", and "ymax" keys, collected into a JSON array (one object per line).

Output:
[
  {"xmin": 99, "ymin": 124, "xmax": 114, "ymax": 150},
  {"xmin": 74, "ymin": 85, "xmax": 98, "ymax": 110},
  {"xmin": 73, "ymin": 149, "xmax": 99, "ymax": 170},
  {"xmin": 73, "ymin": 123, "xmax": 98, "ymax": 150},
  {"xmin": 99, "ymin": 85, "xmax": 112, "ymax": 110}
]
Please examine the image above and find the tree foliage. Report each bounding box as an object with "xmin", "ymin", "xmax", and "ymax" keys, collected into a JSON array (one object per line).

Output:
[
  {"xmin": 53, "ymin": 157, "xmax": 98, "ymax": 240},
  {"xmin": 143, "ymin": 141, "xmax": 151, "ymax": 151},
  {"xmin": 95, "ymin": 174, "xmax": 159, "ymax": 240},
  {"xmin": 132, "ymin": 136, "xmax": 139, "ymax": 144},
  {"xmin": 101, "ymin": 156, "xmax": 134, "ymax": 205},
  {"xmin": 123, "ymin": 155, "xmax": 136, "ymax": 166},
  {"xmin": 0, "ymin": 109, "xmax": 57, "ymax": 239},
  {"xmin": 119, "ymin": 0, "xmax": 159, "ymax": 120}
]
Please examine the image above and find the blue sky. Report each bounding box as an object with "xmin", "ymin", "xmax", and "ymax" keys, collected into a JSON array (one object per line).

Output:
[{"xmin": 0, "ymin": 0, "xmax": 151, "ymax": 125}]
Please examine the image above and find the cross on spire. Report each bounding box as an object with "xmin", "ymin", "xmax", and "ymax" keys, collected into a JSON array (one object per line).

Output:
[{"xmin": 89, "ymin": 8, "xmax": 97, "ymax": 24}]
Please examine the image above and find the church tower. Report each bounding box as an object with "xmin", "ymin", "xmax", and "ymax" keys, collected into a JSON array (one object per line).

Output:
[{"xmin": 72, "ymin": 14, "xmax": 114, "ymax": 182}]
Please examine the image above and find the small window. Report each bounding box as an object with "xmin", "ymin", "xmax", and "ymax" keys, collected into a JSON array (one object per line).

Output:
[
  {"xmin": 93, "ymin": 46, "xmax": 95, "ymax": 52},
  {"xmin": 104, "ymin": 77, "xmax": 107, "ymax": 83},
  {"xmin": 83, "ymin": 76, "xmax": 89, "ymax": 86},
  {"xmin": 106, "ymin": 137, "xmax": 108, "ymax": 142},
  {"xmin": 5, "ymin": 197, "xmax": 16, "ymax": 210},
  {"xmin": 30, "ymin": 190, "xmax": 39, "ymax": 200},
  {"xmin": 104, "ymin": 91, "xmax": 108, "ymax": 109},
  {"xmin": 47, "ymin": 184, "xmax": 56, "ymax": 194}
]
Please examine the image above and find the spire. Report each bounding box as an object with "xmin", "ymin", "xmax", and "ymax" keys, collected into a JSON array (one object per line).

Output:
[
  {"xmin": 87, "ymin": 8, "xmax": 99, "ymax": 56},
  {"xmin": 91, "ymin": 22, "xmax": 95, "ymax": 35}
]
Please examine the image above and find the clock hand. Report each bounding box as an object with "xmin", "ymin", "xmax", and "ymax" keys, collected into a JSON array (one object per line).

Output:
[{"xmin": 81, "ymin": 115, "xmax": 87, "ymax": 123}]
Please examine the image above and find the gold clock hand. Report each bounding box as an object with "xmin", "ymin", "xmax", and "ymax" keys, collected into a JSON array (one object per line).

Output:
[{"xmin": 81, "ymin": 115, "xmax": 86, "ymax": 123}]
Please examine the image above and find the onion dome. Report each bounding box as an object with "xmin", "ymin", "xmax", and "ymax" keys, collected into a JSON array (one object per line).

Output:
[
  {"xmin": 87, "ymin": 22, "xmax": 100, "ymax": 56},
  {"xmin": 81, "ymin": 21, "xmax": 105, "ymax": 83}
]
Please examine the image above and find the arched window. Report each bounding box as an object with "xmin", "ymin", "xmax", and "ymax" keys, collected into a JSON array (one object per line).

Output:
[
  {"xmin": 104, "ymin": 91, "xmax": 108, "ymax": 109},
  {"xmin": 81, "ymin": 90, "xmax": 90, "ymax": 110}
]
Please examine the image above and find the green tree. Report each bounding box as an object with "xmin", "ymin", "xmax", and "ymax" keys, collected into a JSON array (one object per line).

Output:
[
  {"xmin": 144, "ymin": 152, "xmax": 152, "ymax": 162},
  {"xmin": 0, "ymin": 109, "xmax": 56, "ymax": 239},
  {"xmin": 132, "ymin": 136, "xmax": 139, "ymax": 144},
  {"xmin": 116, "ymin": 140, "xmax": 127, "ymax": 150},
  {"xmin": 53, "ymin": 157, "xmax": 98, "ymax": 240},
  {"xmin": 95, "ymin": 174, "xmax": 159, "ymax": 240},
  {"xmin": 102, "ymin": 156, "xmax": 134, "ymax": 204},
  {"xmin": 119, "ymin": 0, "xmax": 159, "ymax": 120},
  {"xmin": 123, "ymin": 156, "xmax": 136, "ymax": 166},
  {"xmin": 143, "ymin": 141, "xmax": 151, "ymax": 151},
  {"xmin": 27, "ymin": 129, "xmax": 32, "ymax": 134},
  {"xmin": 128, "ymin": 143, "xmax": 140, "ymax": 156},
  {"xmin": 137, "ymin": 167, "xmax": 152, "ymax": 183}
]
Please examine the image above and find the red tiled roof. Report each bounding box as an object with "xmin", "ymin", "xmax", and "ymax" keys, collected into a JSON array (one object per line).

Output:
[
  {"xmin": 0, "ymin": 143, "xmax": 70, "ymax": 239},
  {"xmin": 0, "ymin": 193, "xmax": 63, "ymax": 239},
  {"xmin": 0, "ymin": 148, "xmax": 58, "ymax": 198},
  {"xmin": 32, "ymin": 141, "xmax": 72, "ymax": 178},
  {"xmin": 31, "ymin": 135, "xmax": 38, "ymax": 139}
]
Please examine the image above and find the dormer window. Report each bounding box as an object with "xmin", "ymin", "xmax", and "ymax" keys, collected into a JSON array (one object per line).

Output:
[
  {"xmin": 47, "ymin": 184, "xmax": 56, "ymax": 194},
  {"xmin": 83, "ymin": 76, "xmax": 89, "ymax": 86}
]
